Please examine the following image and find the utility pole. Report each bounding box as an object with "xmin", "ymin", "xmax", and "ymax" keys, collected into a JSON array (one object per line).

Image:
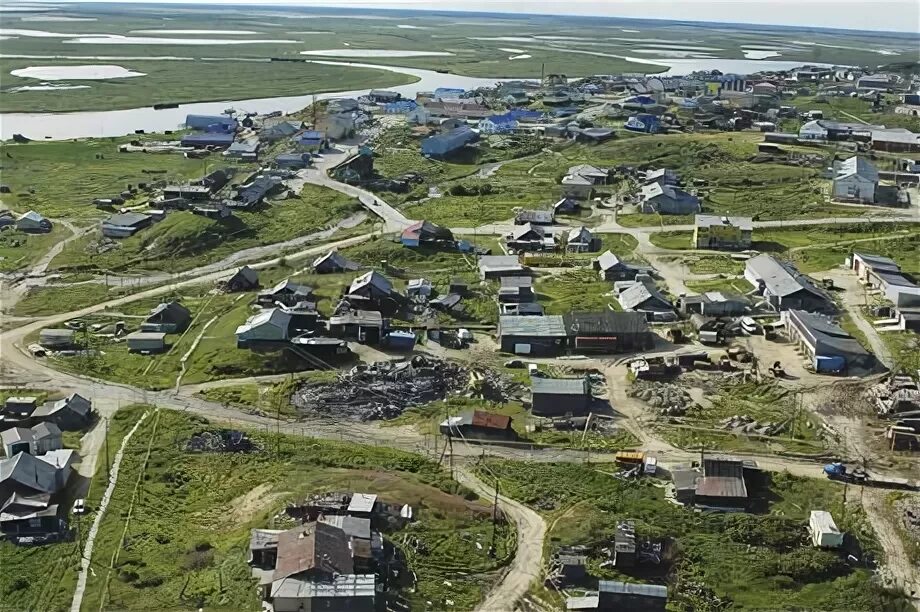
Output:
[
  {"xmin": 104, "ymin": 417, "xmax": 110, "ymax": 475},
  {"xmin": 489, "ymin": 477, "xmax": 500, "ymax": 558}
]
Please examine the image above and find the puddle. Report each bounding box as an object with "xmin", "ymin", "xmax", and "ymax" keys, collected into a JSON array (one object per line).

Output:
[
  {"xmin": 20, "ymin": 15, "xmax": 97, "ymax": 21},
  {"xmin": 2, "ymin": 53, "xmax": 195, "ymax": 60},
  {"xmin": 620, "ymin": 29, "xmax": 640, "ymax": 33},
  {"xmin": 10, "ymin": 84, "xmax": 91, "ymax": 91},
  {"xmin": 632, "ymin": 49, "xmax": 716, "ymax": 58},
  {"xmin": 10, "ymin": 64, "xmax": 146, "ymax": 80},
  {"xmin": 396, "ymin": 24, "xmax": 427, "ymax": 29},
  {"xmin": 499, "ymin": 47, "xmax": 525, "ymax": 53},
  {"xmin": 300, "ymin": 49, "xmax": 454, "ymax": 57},
  {"xmin": 742, "ymin": 49, "xmax": 781, "ymax": 59},
  {"xmin": 509, "ymin": 54, "xmax": 531, "ymax": 60},
  {"xmin": 129, "ymin": 29, "xmax": 262, "ymax": 35},
  {"xmin": 0, "ymin": 27, "xmax": 82, "ymax": 37},
  {"xmin": 469, "ymin": 36, "xmax": 538, "ymax": 43},
  {"xmin": 286, "ymin": 31, "xmax": 333, "ymax": 34}
]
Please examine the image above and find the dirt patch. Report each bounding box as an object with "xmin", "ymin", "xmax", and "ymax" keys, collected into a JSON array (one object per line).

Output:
[{"xmin": 228, "ymin": 483, "xmax": 290, "ymax": 523}]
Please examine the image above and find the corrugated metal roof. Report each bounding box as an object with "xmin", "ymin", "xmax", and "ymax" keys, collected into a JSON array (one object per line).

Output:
[
  {"xmin": 746, "ymin": 254, "xmax": 829, "ymax": 301},
  {"xmin": 499, "ymin": 315, "xmax": 567, "ymax": 337},
  {"xmin": 270, "ymin": 573, "xmax": 376, "ymax": 599},
  {"xmin": 471, "ymin": 410, "xmax": 511, "ymax": 430},
  {"xmin": 809, "ymin": 510, "xmax": 840, "ymax": 534},
  {"xmin": 347, "ymin": 493, "xmax": 377, "ymax": 514},
  {"xmin": 531, "ymin": 377, "xmax": 589, "ymax": 396},
  {"xmin": 695, "ymin": 475, "xmax": 747, "ymax": 498},
  {"xmin": 598, "ymin": 580, "xmax": 668, "ymax": 599}
]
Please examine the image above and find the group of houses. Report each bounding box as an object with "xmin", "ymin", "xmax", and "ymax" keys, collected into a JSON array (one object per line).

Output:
[
  {"xmin": 249, "ymin": 491, "xmax": 412, "ymax": 611},
  {"xmin": 0, "ymin": 394, "xmax": 91, "ymax": 541},
  {"xmin": 848, "ymin": 252, "xmax": 920, "ymax": 332}
]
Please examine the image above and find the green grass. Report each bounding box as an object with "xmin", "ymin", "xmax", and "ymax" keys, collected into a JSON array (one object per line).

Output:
[
  {"xmin": 879, "ymin": 331, "xmax": 920, "ymax": 375},
  {"xmin": 682, "ymin": 255, "xmax": 746, "ymax": 275},
  {"xmin": 0, "ymin": 225, "xmax": 69, "ymax": 273},
  {"xmin": 649, "ymin": 230, "xmax": 693, "ymax": 249},
  {"xmin": 50, "ymin": 405, "xmax": 513, "ymax": 612},
  {"xmin": 12, "ymin": 282, "xmax": 140, "ymax": 317},
  {"xmin": 535, "ymin": 268, "xmax": 618, "ymax": 315},
  {"xmin": 477, "ymin": 459, "xmax": 905, "ymax": 612},
  {"xmin": 2, "ymin": 137, "xmax": 232, "ymax": 221},
  {"xmin": 685, "ymin": 277, "xmax": 753, "ymax": 295},
  {"xmin": 787, "ymin": 232, "xmax": 920, "ymax": 276},
  {"xmin": 617, "ymin": 213, "xmax": 694, "ymax": 228},
  {"xmin": 197, "ymin": 374, "xmax": 336, "ymax": 419},
  {"xmin": 0, "ymin": 58, "xmax": 417, "ymax": 113},
  {"xmin": 50, "ymin": 185, "xmax": 361, "ymax": 275}
]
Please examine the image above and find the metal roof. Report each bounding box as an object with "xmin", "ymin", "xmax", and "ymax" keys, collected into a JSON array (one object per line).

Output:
[
  {"xmin": 695, "ymin": 475, "xmax": 748, "ymax": 498},
  {"xmin": 104, "ymin": 212, "xmax": 150, "ymax": 227},
  {"xmin": 835, "ymin": 156, "xmax": 878, "ymax": 181},
  {"xmin": 618, "ymin": 282, "xmax": 671, "ymax": 311},
  {"xmin": 746, "ymin": 254, "xmax": 829, "ymax": 301},
  {"xmin": 347, "ymin": 493, "xmax": 378, "ymax": 514},
  {"xmin": 695, "ymin": 214, "xmax": 753, "ymax": 231},
  {"xmin": 598, "ymin": 580, "xmax": 668, "ymax": 599},
  {"xmin": 126, "ymin": 331, "xmax": 166, "ymax": 341},
  {"xmin": 531, "ymin": 377, "xmax": 589, "ymax": 396},
  {"xmin": 565, "ymin": 311, "xmax": 650, "ymax": 335},
  {"xmin": 270, "ymin": 573, "xmax": 376, "ymax": 599},
  {"xmin": 499, "ymin": 315, "xmax": 567, "ymax": 337},
  {"xmin": 471, "ymin": 410, "xmax": 512, "ymax": 430},
  {"xmin": 273, "ymin": 522, "xmax": 354, "ymax": 581},
  {"xmin": 809, "ymin": 510, "xmax": 840, "ymax": 534},
  {"xmin": 0, "ymin": 452, "xmax": 59, "ymax": 494}
]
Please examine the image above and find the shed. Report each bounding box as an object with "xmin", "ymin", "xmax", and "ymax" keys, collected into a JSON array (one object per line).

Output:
[
  {"xmin": 16, "ymin": 210, "xmax": 52, "ymax": 233},
  {"xmin": 312, "ymin": 250, "xmax": 360, "ymax": 274},
  {"xmin": 479, "ymin": 255, "xmax": 528, "ymax": 280},
  {"xmin": 101, "ymin": 212, "xmax": 152, "ymax": 238},
  {"xmin": 226, "ymin": 266, "xmax": 259, "ymax": 292},
  {"xmin": 31, "ymin": 393, "xmax": 91, "ymax": 430},
  {"xmin": 564, "ymin": 311, "xmax": 654, "ymax": 353},
  {"xmin": 126, "ymin": 331, "xmax": 167, "ymax": 353},
  {"xmin": 440, "ymin": 410, "xmax": 516, "ymax": 441},
  {"xmin": 498, "ymin": 315, "xmax": 567, "ymax": 355},
  {"xmin": 142, "ymin": 300, "xmax": 191, "ymax": 333},
  {"xmin": 531, "ymin": 377, "xmax": 591, "ymax": 417},
  {"xmin": 347, "ymin": 493, "xmax": 378, "ymax": 515},
  {"xmin": 598, "ymin": 580, "xmax": 668, "ymax": 611},
  {"xmin": 809, "ymin": 510, "xmax": 844, "ymax": 548}
]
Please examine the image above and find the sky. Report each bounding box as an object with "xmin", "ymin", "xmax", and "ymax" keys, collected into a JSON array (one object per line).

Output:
[{"xmin": 63, "ymin": 0, "xmax": 920, "ymax": 33}]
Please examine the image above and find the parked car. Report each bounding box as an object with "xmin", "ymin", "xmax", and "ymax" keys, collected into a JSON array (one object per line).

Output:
[{"xmin": 72, "ymin": 499, "xmax": 86, "ymax": 515}]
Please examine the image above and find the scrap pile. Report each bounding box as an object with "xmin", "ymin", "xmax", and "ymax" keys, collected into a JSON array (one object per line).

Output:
[
  {"xmin": 292, "ymin": 355, "xmax": 522, "ymax": 421},
  {"xmin": 719, "ymin": 415, "xmax": 789, "ymax": 436},
  {"xmin": 628, "ymin": 382, "xmax": 696, "ymax": 416},
  {"xmin": 185, "ymin": 429, "xmax": 259, "ymax": 453}
]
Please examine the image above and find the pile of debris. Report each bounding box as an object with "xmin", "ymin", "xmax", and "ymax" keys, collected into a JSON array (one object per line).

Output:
[
  {"xmin": 628, "ymin": 382, "xmax": 695, "ymax": 416},
  {"xmin": 719, "ymin": 415, "xmax": 788, "ymax": 436},
  {"xmin": 185, "ymin": 429, "xmax": 259, "ymax": 453},
  {"xmin": 895, "ymin": 497, "xmax": 920, "ymax": 543},
  {"xmin": 291, "ymin": 355, "xmax": 522, "ymax": 421},
  {"xmin": 84, "ymin": 237, "xmax": 120, "ymax": 255}
]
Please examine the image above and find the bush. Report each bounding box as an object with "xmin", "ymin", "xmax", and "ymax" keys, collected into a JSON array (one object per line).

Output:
[{"xmin": 772, "ymin": 548, "xmax": 848, "ymax": 582}]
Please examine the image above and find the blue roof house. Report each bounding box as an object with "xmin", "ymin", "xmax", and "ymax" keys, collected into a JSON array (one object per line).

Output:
[
  {"xmin": 479, "ymin": 113, "xmax": 518, "ymax": 135},
  {"xmin": 421, "ymin": 126, "xmax": 479, "ymax": 157},
  {"xmin": 434, "ymin": 87, "xmax": 466, "ymax": 99},
  {"xmin": 180, "ymin": 132, "xmax": 235, "ymax": 148},
  {"xmin": 185, "ymin": 114, "xmax": 237, "ymax": 132},
  {"xmin": 507, "ymin": 109, "xmax": 545, "ymax": 122}
]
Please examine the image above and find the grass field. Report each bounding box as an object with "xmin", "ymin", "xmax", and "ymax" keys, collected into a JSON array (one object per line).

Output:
[
  {"xmin": 535, "ymin": 268, "xmax": 618, "ymax": 315},
  {"xmin": 2, "ymin": 137, "xmax": 232, "ymax": 221},
  {"xmin": 0, "ymin": 225, "xmax": 69, "ymax": 273},
  {"xmin": 44, "ymin": 406, "xmax": 513, "ymax": 612},
  {"xmin": 49, "ymin": 185, "xmax": 361, "ymax": 274},
  {"xmin": 477, "ymin": 459, "xmax": 906, "ymax": 612},
  {"xmin": 685, "ymin": 276, "xmax": 753, "ymax": 295},
  {"xmin": 12, "ymin": 282, "xmax": 140, "ymax": 317},
  {"xmin": 1, "ymin": 58, "xmax": 417, "ymax": 113}
]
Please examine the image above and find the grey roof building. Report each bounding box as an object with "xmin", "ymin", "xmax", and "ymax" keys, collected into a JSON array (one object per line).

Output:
[
  {"xmin": 744, "ymin": 254, "xmax": 832, "ymax": 312},
  {"xmin": 639, "ymin": 183, "xmax": 701, "ymax": 215},
  {"xmin": 783, "ymin": 309, "xmax": 877, "ymax": 375},
  {"xmin": 479, "ymin": 255, "xmax": 528, "ymax": 279},
  {"xmin": 498, "ymin": 315, "xmax": 567, "ymax": 355},
  {"xmin": 594, "ymin": 251, "xmax": 647, "ymax": 281},
  {"xmin": 142, "ymin": 300, "xmax": 191, "ymax": 333},
  {"xmin": 618, "ymin": 282, "xmax": 673, "ymax": 316},
  {"xmin": 312, "ymin": 250, "xmax": 360, "ymax": 274},
  {"xmin": 531, "ymin": 377, "xmax": 591, "ymax": 417}
]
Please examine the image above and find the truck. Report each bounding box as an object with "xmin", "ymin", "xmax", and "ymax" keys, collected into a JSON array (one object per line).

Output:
[{"xmin": 823, "ymin": 462, "xmax": 918, "ymax": 491}]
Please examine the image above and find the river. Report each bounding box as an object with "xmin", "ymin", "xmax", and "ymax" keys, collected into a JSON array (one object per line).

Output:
[
  {"xmin": 1, "ymin": 57, "xmax": 828, "ymax": 141},
  {"xmin": 0, "ymin": 61, "xmax": 509, "ymax": 141}
]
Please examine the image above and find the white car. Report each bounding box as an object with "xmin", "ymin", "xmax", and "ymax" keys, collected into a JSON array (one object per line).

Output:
[{"xmin": 72, "ymin": 499, "xmax": 86, "ymax": 515}]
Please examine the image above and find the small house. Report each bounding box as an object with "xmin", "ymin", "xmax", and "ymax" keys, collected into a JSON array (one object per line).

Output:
[
  {"xmin": 2, "ymin": 397, "xmax": 38, "ymax": 419},
  {"xmin": 38, "ymin": 328, "xmax": 76, "ymax": 350},
  {"xmin": 498, "ymin": 276, "xmax": 535, "ymax": 304},
  {"xmin": 126, "ymin": 331, "xmax": 167, "ymax": 353},
  {"xmin": 258, "ymin": 279, "xmax": 314, "ymax": 308},
  {"xmin": 553, "ymin": 197, "xmax": 580, "ymax": 215},
  {"xmin": 30, "ymin": 422, "xmax": 63, "ymax": 455},
  {"xmin": 235, "ymin": 308, "xmax": 293, "ymax": 347},
  {"xmin": 319, "ymin": 113, "xmax": 357, "ymax": 140},
  {"xmin": 479, "ymin": 113, "xmax": 518, "ymax": 134},
  {"xmin": 326, "ymin": 310, "xmax": 384, "ymax": 344},
  {"xmin": 531, "ymin": 377, "xmax": 591, "ymax": 417},
  {"xmin": 1, "ymin": 428, "xmax": 34, "ymax": 457},
  {"xmin": 832, "ymin": 156, "xmax": 878, "ymax": 204},
  {"xmin": 567, "ymin": 164, "xmax": 609, "ymax": 184},
  {"xmin": 694, "ymin": 215, "xmax": 753, "ymax": 249},
  {"xmin": 294, "ymin": 130, "xmax": 327, "ymax": 151},
  {"xmin": 16, "ymin": 211, "xmax": 52, "ymax": 233},
  {"xmin": 809, "ymin": 510, "xmax": 844, "ymax": 548},
  {"xmin": 275, "ymin": 152, "xmax": 311, "ymax": 169},
  {"xmin": 514, "ymin": 210, "xmax": 555, "ymax": 226},
  {"xmin": 369, "ymin": 89, "xmax": 400, "ymax": 103},
  {"xmin": 223, "ymin": 140, "xmax": 260, "ymax": 160},
  {"xmin": 260, "ymin": 120, "xmax": 302, "ymax": 143},
  {"xmin": 312, "ymin": 250, "xmax": 360, "ymax": 274},
  {"xmin": 142, "ymin": 301, "xmax": 191, "ymax": 333},
  {"xmin": 31, "ymin": 393, "xmax": 92, "ymax": 430},
  {"xmin": 180, "ymin": 132, "xmax": 235, "ymax": 148},
  {"xmin": 694, "ymin": 455, "xmax": 750, "ymax": 511},
  {"xmin": 618, "ymin": 281, "xmax": 674, "ymax": 320},
  {"xmin": 639, "ymin": 183, "xmax": 700, "ymax": 215},
  {"xmin": 563, "ymin": 311, "xmax": 655, "ymax": 353},
  {"xmin": 421, "ymin": 127, "xmax": 479, "ymax": 157},
  {"xmin": 678, "ymin": 292, "xmax": 749, "ymax": 317},
  {"xmin": 566, "ymin": 226, "xmax": 594, "ymax": 252},
  {"xmin": 507, "ymin": 223, "xmax": 555, "ymax": 253},
  {"xmin": 400, "ymin": 220, "xmax": 454, "ymax": 248},
  {"xmin": 624, "ymin": 113, "xmax": 662, "ymax": 133},
  {"xmin": 235, "ymin": 175, "xmax": 283, "ymax": 208},
  {"xmin": 478, "ymin": 255, "xmax": 528, "ymax": 280},
  {"xmin": 594, "ymin": 251, "xmax": 644, "ymax": 281},
  {"xmin": 347, "ymin": 271, "xmax": 395, "ymax": 305},
  {"xmin": 101, "ymin": 212, "xmax": 152, "ymax": 238},
  {"xmin": 226, "ymin": 266, "xmax": 260, "ymax": 292},
  {"xmin": 440, "ymin": 410, "xmax": 516, "ymax": 441},
  {"xmin": 561, "ymin": 174, "xmax": 594, "ymax": 200},
  {"xmin": 185, "ymin": 114, "xmax": 237, "ymax": 132},
  {"xmin": 406, "ymin": 278, "xmax": 433, "ymax": 299}
]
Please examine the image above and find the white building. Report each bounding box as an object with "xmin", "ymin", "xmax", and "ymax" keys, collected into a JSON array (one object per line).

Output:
[
  {"xmin": 832, "ymin": 156, "xmax": 878, "ymax": 204},
  {"xmin": 809, "ymin": 511, "xmax": 844, "ymax": 548},
  {"xmin": 799, "ymin": 120, "xmax": 828, "ymax": 141}
]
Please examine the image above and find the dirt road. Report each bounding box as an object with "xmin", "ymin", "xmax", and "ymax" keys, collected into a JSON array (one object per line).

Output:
[{"xmin": 456, "ymin": 467, "xmax": 546, "ymax": 612}]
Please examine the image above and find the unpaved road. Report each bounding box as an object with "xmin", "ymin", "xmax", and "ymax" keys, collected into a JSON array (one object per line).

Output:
[{"xmin": 456, "ymin": 467, "xmax": 546, "ymax": 612}]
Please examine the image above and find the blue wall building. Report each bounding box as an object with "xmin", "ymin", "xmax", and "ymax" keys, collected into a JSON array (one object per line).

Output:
[{"xmin": 421, "ymin": 127, "xmax": 479, "ymax": 157}]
